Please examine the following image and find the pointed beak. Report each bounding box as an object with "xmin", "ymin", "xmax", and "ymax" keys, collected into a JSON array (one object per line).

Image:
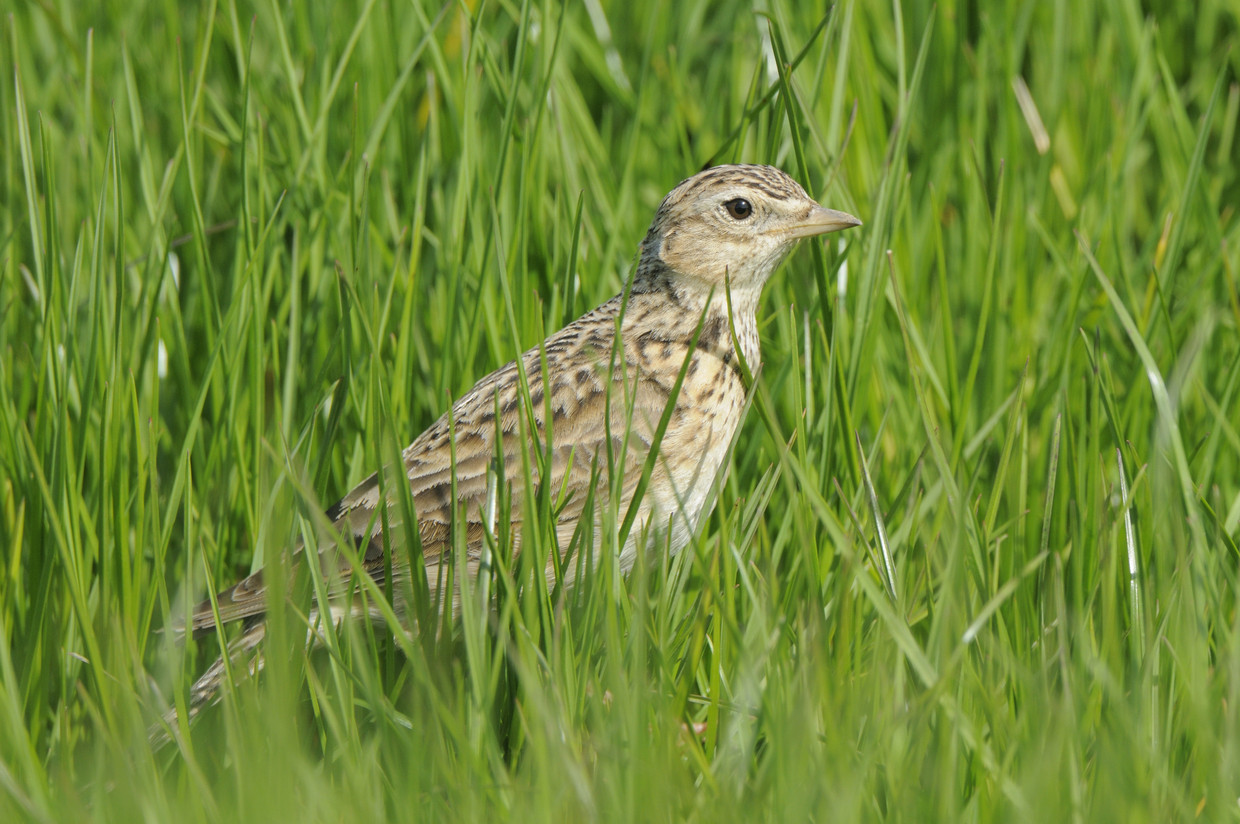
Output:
[{"xmin": 784, "ymin": 205, "xmax": 863, "ymax": 240}]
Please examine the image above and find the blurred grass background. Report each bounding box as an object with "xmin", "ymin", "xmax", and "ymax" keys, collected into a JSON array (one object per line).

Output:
[{"xmin": 2, "ymin": 0, "xmax": 1239, "ymax": 820}]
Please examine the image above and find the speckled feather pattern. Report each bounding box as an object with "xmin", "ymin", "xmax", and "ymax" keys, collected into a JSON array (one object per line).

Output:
[{"xmin": 156, "ymin": 165, "xmax": 860, "ymax": 741}]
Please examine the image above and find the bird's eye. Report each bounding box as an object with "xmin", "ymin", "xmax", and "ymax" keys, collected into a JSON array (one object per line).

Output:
[{"xmin": 724, "ymin": 198, "xmax": 753, "ymax": 220}]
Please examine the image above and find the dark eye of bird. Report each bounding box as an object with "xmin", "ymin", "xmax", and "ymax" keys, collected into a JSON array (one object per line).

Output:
[{"xmin": 724, "ymin": 198, "xmax": 753, "ymax": 220}]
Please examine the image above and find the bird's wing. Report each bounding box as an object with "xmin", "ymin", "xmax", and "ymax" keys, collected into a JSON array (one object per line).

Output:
[{"xmin": 184, "ymin": 298, "xmax": 672, "ymax": 635}]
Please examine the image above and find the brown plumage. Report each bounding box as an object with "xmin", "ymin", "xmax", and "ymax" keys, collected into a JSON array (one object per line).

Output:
[{"xmin": 154, "ymin": 164, "xmax": 860, "ymax": 743}]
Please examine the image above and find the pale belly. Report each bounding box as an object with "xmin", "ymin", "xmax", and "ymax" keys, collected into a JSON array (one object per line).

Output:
[{"xmin": 613, "ymin": 353, "xmax": 747, "ymax": 572}]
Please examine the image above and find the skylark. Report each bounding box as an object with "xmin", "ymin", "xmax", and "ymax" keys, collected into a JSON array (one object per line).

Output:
[{"xmin": 157, "ymin": 164, "xmax": 860, "ymax": 742}]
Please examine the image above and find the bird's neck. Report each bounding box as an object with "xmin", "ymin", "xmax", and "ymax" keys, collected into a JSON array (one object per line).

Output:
[{"xmin": 630, "ymin": 262, "xmax": 763, "ymax": 370}]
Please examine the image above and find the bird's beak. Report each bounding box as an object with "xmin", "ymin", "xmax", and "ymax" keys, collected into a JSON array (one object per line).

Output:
[{"xmin": 784, "ymin": 205, "xmax": 863, "ymax": 239}]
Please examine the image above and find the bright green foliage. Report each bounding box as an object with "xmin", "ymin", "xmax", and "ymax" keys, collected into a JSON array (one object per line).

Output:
[{"xmin": 2, "ymin": 1, "xmax": 1238, "ymax": 821}]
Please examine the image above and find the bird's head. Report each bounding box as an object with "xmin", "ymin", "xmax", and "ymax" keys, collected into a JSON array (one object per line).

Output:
[{"xmin": 639, "ymin": 164, "xmax": 861, "ymax": 299}]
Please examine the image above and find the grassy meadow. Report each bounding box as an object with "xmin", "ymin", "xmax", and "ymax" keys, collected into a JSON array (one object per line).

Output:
[{"xmin": 3, "ymin": 0, "xmax": 1240, "ymax": 820}]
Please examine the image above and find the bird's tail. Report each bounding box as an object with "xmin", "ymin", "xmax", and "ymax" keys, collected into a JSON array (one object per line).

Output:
[{"xmin": 148, "ymin": 620, "xmax": 268, "ymax": 749}]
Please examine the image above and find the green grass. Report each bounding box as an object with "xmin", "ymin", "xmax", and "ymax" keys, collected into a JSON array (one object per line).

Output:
[{"xmin": 3, "ymin": 0, "xmax": 1239, "ymax": 820}]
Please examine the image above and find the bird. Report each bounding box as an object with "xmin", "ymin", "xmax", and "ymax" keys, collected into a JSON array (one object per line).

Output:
[{"xmin": 154, "ymin": 164, "xmax": 860, "ymax": 744}]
